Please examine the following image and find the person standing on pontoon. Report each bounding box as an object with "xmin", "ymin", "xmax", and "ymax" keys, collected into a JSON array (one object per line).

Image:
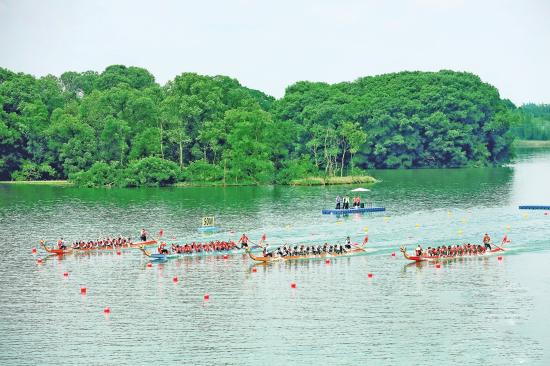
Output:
[{"xmin": 335, "ymin": 195, "xmax": 342, "ymax": 209}]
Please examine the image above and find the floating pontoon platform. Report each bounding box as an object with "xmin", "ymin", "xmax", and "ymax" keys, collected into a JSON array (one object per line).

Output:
[
  {"xmin": 322, "ymin": 207, "xmax": 385, "ymax": 215},
  {"xmin": 518, "ymin": 205, "xmax": 550, "ymax": 210}
]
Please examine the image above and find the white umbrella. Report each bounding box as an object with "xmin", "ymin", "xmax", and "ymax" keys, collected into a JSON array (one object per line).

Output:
[{"xmin": 351, "ymin": 188, "xmax": 371, "ymax": 192}]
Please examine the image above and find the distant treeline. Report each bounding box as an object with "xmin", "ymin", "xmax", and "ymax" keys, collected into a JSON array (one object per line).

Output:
[
  {"xmin": 510, "ymin": 103, "xmax": 550, "ymax": 140},
  {"xmin": 0, "ymin": 66, "xmax": 519, "ymax": 187}
]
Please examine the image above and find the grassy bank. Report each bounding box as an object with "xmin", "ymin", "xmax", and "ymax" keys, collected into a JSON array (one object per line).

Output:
[
  {"xmin": 290, "ymin": 175, "xmax": 378, "ymax": 186},
  {"xmin": 514, "ymin": 139, "xmax": 550, "ymax": 148},
  {"xmin": 0, "ymin": 180, "xmax": 73, "ymax": 186},
  {"xmin": 2, "ymin": 175, "xmax": 378, "ymax": 188}
]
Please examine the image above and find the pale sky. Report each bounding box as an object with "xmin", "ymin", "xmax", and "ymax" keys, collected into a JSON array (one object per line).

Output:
[{"xmin": 1, "ymin": 0, "xmax": 549, "ymax": 105}]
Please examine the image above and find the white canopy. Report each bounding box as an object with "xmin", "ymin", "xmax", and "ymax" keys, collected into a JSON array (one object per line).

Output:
[{"xmin": 351, "ymin": 188, "xmax": 371, "ymax": 192}]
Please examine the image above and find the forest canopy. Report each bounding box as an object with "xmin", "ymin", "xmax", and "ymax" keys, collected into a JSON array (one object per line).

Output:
[
  {"xmin": 0, "ymin": 66, "xmax": 521, "ymax": 186},
  {"xmin": 510, "ymin": 103, "xmax": 550, "ymax": 140}
]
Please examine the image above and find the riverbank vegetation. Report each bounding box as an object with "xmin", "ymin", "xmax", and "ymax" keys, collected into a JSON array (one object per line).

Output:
[
  {"xmin": 1, "ymin": 66, "xmax": 520, "ymax": 187},
  {"xmin": 510, "ymin": 104, "xmax": 550, "ymax": 140}
]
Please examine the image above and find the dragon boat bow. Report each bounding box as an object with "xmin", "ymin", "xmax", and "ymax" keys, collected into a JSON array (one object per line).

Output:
[{"xmin": 40, "ymin": 240, "xmax": 73, "ymax": 255}]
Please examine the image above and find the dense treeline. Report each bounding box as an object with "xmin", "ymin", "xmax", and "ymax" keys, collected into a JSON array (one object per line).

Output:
[
  {"xmin": 510, "ymin": 104, "xmax": 550, "ymax": 140},
  {"xmin": 0, "ymin": 66, "xmax": 518, "ymax": 186}
]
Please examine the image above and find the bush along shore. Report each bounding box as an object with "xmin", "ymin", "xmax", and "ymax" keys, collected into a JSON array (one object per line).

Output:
[{"xmin": 1, "ymin": 66, "xmax": 519, "ymax": 187}]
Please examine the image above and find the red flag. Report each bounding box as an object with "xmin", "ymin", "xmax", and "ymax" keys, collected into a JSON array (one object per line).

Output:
[{"xmin": 363, "ymin": 235, "xmax": 369, "ymax": 245}]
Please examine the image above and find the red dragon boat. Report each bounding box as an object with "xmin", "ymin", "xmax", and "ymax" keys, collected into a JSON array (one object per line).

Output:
[{"xmin": 400, "ymin": 244, "xmax": 506, "ymax": 262}]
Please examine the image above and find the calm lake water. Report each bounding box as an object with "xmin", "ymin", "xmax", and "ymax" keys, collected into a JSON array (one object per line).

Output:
[{"xmin": 1, "ymin": 148, "xmax": 549, "ymax": 366}]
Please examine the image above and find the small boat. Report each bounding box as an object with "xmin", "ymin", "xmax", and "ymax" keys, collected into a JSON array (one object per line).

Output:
[
  {"xmin": 40, "ymin": 240, "xmax": 73, "ymax": 255},
  {"xmin": 246, "ymin": 245, "xmax": 368, "ymax": 263},
  {"xmin": 322, "ymin": 207, "xmax": 385, "ymax": 215},
  {"xmin": 399, "ymin": 244, "xmax": 505, "ymax": 262},
  {"xmin": 72, "ymin": 239, "xmax": 158, "ymax": 252}
]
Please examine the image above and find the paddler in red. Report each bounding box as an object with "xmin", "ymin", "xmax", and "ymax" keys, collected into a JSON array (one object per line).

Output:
[
  {"xmin": 238, "ymin": 234, "xmax": 249, "ymax": 249},
  {"xmin": 483, "ymin": 233, "xmax": 491, "ymax": 250},
  {"xmin": 158, "ymin": 242, "xmax": 168, "ymax": 254},
  {"xmin": 57, "ymin": 238, "xmax": 66, "ymax": 250}
]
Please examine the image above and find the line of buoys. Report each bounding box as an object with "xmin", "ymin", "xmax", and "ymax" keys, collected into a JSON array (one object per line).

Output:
[
  {"xmin": 223, "ymin": 254, "xmax": 228, "ymax": 260},
  {"xmin": 497, "ymin": 256, "xmax": 503, "ymax": 261},
  {"xmin": 36, "ymin": 258, "xmax": 43, "ymax": 264},
  {"xmin": 435, "ymin": 264, "xmax": 441, "ymax": 269},
  {"xmin": 325, "ymin": 259, "xmax": 331, "ymax": 264},
  {"xmin": 32, "ymin": 247, "xmax": 37, "ymax": 254},
  {"xmin": 290, "ymin": 282, "xmax": 297, "ymax": 289},
  {"xmin": 367, "ymin": 273, "xmax": 373, "ymax": 278},
  {"xmin": 63, "ymin": 271, "xmax": 69, "ymax": 277},
  {"xmin": 251, "ymin": 267, "xmax": 257, "ymax": 273},
  {"xmin": 146, "ymin": 263, "xmax": 152, "ymax": 268},
  {"xmin": 103, "ymin": 307, "xmax": 110, "ymax": 314},
  {"xmin": 172, "ymin": 276, "xmax": 178, "ymax": 283},
  {"xmin": 391, "ymin": 252, "xmax": 396, "ymax": 257},
  {"xmin": 80, "ymin": 287, "xmax": 87, "ymax": 294},
  {"xmin": 116, "ymin": 251, "xmax": 121, "ymax": 256},
  {"xmin": 203, "ymin": 293, "xmax": 210, "ymax": 300}
]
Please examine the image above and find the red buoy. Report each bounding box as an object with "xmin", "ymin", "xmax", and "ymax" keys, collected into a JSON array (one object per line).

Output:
[
  {"xmin": 223, "ymin": 255, "xmax": 228, "ymax": 260},
  {"xmin": 290, "ymin": 282, "xmax": 297, "ymax": 289},
  {"xmin": 545, "ymin": 212, "xmax": 548, "ymax": 216},
  {"xmin": 325, "ymin": 259, "xmax": 331, "ymax": 264},
  {"xmin": 80, "ymin": 287, "xmax": 87, "ymax": 294},
  {"xmin": 116, "ymin": 251, "xmax": 121, "ymax": 256},
  {"xmin": 498, "ymin": 256, "xmax": 503, "ymax": 261},
  {"xmin": 436, "ymin": 264, "xmax": 441, "ymax": 269},
  {"xmin": 367, "ymin": 273, "xmax": 373, "ymax": 278},
  {"xmin": 251, "ymin": 267, "xmax": 257, "ymax": 273},
  {"xmin": 391, "ymin": 252, "xmax": 396, "ymax": 257},
  {"xmin": 63, "ymin": 271, "xmax": 69, "ymax": 277},
  {"xmin": 32, "ymin": 247, "xmax": 37, "ymax": 254},
  {"xmin": 204, "ymin": 293, "xmax": 210, "ymax": 300},
  {"xmin": 36, "ymin": 258, "xmax": 43, "ymax": 264},
  {"xmin": 146, "ymin": 263, "xmax": 152, "ymax": 268},
  {"xmin": 172, "ymin": 276, "xmax": 178, "ymax": 283},
  {"xmin": 103, "ymin": 307, "xmax": 110, "ymax": 314}
]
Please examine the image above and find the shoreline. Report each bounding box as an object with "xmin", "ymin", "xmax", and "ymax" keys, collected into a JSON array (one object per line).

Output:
[
  {"xmin": 0, "ymin": 175, "xmax": 378, "ymax": 188},
  {"xmin": 513, "ymin": 139, "xmax": 550, "ymax": 148}
]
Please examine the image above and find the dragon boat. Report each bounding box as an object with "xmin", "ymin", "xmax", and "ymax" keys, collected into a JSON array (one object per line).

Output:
[
  {"xmin": 138, "ymin": 245, "xmax": 262, "ymax": 261},
  {"xmin": 399, "ymin": 244, "xmax": 506, "ymax": 263},
  {"xmin": 246, "ymin": 244, "xmax": 368, "ymax": 263},
  {"xmin": 72, "ymin": 239, "xmax": 158, "ymax": 252}
]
